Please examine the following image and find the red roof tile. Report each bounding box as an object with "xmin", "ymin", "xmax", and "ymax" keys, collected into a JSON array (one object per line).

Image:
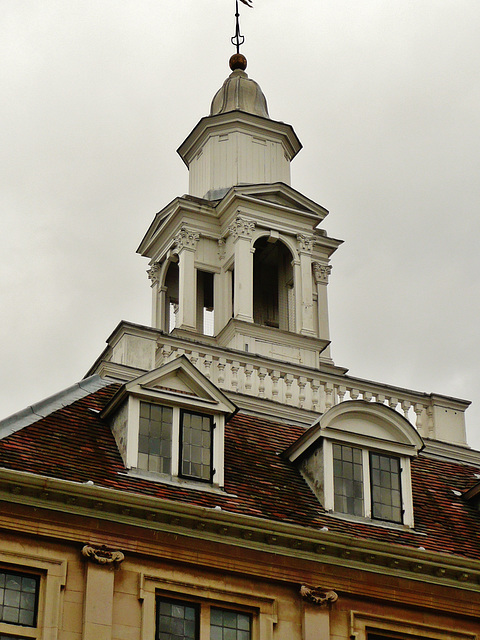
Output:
[{"xmin": 1, "ymin": 383, "xmax": 480, "ymax": 560}]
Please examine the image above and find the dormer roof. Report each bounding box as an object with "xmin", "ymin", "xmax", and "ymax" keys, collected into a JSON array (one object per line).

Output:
[
  {"xmin": 284, "ymin": 400, "xmax": 425, "ymax": 463},
  {"xmin": 101, "ymin": 355, "xmax": 237, "ymax": 419}
]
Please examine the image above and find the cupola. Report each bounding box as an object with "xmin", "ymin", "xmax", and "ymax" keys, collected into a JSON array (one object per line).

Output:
[{"xmin": 177, "ymin": 55, "xmax": 302, "ymax": 200}]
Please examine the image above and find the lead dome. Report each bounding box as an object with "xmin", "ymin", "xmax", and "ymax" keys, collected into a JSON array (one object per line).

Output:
[{"xmin": 210, "ymin": 68, "xmax": 269, "ymax": 118}]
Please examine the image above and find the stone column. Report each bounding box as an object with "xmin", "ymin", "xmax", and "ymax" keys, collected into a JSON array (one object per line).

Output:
[
  {"xmin": 296, "ymin": 235, "xmax": 316, "ymax": 336},
  {"xmin": 313, "ymin": 262, "xmax": 332, "ymax": 360},
  {"xmin": 229, "ymin": 216, "xmax": 255, "ymax": 323},
  {"xmin": 173, "ymin": 227, "xmax": 200, "ymax": 331},
  {"xmin": 81, "ymin": 545, "xmax": 125, "ymax": 640}
]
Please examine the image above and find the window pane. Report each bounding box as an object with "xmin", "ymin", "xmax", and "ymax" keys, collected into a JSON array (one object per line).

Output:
[
  {"xmin": 370, "ymin": 453, "xmax": 402, "ymax": 523},
  {"xmin": 138, "ymin": 402, "xmax": 173, "ymax": 474},
  {"xmin": 0, "ymin": 570, "xmax": 39, "ymax": 628},
  {"xmin": 210, "ymin": 608, "xmax": 251, "ymax": 640},
  {"xmin": 180, "ymin": 412, "xmax": 212, "ymax": 482},
  {"xmin": 333, "ymin": 444, "xmax": 363, "ymax": 516},
  {"xmin": 156, "ymin": 598, "xmax": 197, "ymax": 640}
]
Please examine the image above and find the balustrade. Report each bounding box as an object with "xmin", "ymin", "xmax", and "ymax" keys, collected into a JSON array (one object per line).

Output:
[{"xmin": 158, "ymin": 341, "xmax": 441, "ymax": 438}]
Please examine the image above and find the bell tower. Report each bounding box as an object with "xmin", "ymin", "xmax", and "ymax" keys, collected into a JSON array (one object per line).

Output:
[{"xmin": 138, "ymin": 55, "xmax": 342, "ymax": 367}]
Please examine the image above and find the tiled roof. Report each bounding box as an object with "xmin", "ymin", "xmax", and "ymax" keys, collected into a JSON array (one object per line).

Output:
[{"xmin": 1, "ymin": 383, "xmax": 480, "ymax": 560}]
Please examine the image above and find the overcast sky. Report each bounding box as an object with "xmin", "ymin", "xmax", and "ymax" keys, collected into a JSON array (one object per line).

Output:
[{"xmin": 2, "ymin": 1, "xmax": 480, "ymax": 449}]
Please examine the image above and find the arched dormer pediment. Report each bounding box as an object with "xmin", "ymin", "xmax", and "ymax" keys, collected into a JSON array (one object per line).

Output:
[
  {"xmin": 286, "ymin": 401, "xmax": 424, "ymax": 463},
  {"xmin": 285, "ymin": 401, "xmax": 424, "ymax": 527},
  {"xmin": 319, "ymin": 400, "xmax": 424, "ymax": 452}
]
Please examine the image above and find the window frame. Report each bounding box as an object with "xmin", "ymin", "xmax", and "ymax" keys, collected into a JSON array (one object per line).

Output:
[
  {"xmin": 324, "ymin": 440, "xmax": 413, "ymax": 526},
  {"xmin": 0, "ymin": 554, "xmax": 66, "ymax": 640},
  {"xmin": 0, "ymin": 569, "xmax": 40, "ymax": 632},
  {"xmin": 155, "ymin": 595, "xmax": 252, "ymax": 640},
  {"xmin": 350, "ymin": 611, "xmax": 476, "ymax": 640},
  {"xmin": 140, "ymin": 573, "xmax": 277, "ymax": 640},
  {"xmin": 132, "ymin": 401, "xmax": 221, "ymax": 486},
  {"xmin": 178, "ymin": 409, "xmax": 214, "ymax": 484}
]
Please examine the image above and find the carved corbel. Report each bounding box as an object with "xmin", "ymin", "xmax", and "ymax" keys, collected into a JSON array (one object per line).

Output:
[
  {"xmin": 82, "ymin": 544, "xmax": 125, "ymax": 567},
  {"xmin": 300, "ymin": 585, "xmax": 338, "ymax": 606},
  {"xmin": 313, "ymin": 262, "xmax": 332, "ymax": 285}
]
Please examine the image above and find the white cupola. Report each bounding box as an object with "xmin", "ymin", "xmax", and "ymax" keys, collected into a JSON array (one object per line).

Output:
[
  {"xmin": 138, "ymin": 55, "xmax": 341, "ymax": 368},
  {"xmin": 177, "ymin": 54, "xmax": 302, "ymax": 200}
]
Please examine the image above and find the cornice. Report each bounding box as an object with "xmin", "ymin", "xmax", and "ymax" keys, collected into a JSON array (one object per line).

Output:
[
  {"xmin": 177, "ymin": 111, "xmax": 302, "ymax": 167},
  {"xmin": 0, "ymin": 467, "xmax": 479, "ymax": 595}
]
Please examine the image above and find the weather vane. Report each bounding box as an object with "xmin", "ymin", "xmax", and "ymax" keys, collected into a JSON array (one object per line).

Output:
[{"xmin": 231, "ymin": 0, "xmax": 253, "ymax": 54}]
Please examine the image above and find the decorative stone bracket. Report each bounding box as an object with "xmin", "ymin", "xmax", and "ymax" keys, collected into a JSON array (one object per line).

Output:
[
  {"xmin": 82, "ymin": 544, "xmax": 125, "ymax": 566},
  {"xmin": 300, "ymin": 584, "xmax": 338, "ymax": 606}
]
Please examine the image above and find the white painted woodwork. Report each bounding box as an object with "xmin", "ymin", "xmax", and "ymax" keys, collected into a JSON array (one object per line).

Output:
[
  {"xmin": 188, "ymin": 130, "xmax": 292, "ymax": 199},
  {"xmin": 232, "ymin": 234, "xmax": 254, "ymax": 323}
]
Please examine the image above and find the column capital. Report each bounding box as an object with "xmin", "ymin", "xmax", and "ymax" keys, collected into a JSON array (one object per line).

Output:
[
  {"xmin": 217, "ymin": 238, "xmax": 226, "ymax": 261},
  {"xmin": 297, "ymin": 233, "xmax": 315, "ymax": 253},
  {"xmin": 228, "ymin": 216, "xmax": 255, "ymax": 241},
  {"xmin": 174, "ymin": 226, "xmax": 200, "ymax": 252},
  {"xmin": 313, "ymin": 262, "xmax": 332, "ymax": 284},
  {"xmin": 147, "ymin": 262, "xmax": 162, "ymax": 285}
]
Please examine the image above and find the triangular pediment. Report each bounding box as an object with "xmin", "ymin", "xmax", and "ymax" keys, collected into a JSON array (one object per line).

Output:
[
  {"xmin": 218, "ymin": 183, "xmax": 329, "ymax": 222},
  {"xmin": 103, "ymin": 356, "xmax": 237, "ymax": 417}
]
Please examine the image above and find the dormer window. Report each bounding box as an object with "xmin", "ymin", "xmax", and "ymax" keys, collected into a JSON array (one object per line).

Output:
[
  {"xmin": 180, "ymin": 410, "xmax": 213, "ymax": 481},
  {"xmin": 138, "ymin": 403, "xmax": 173, "ymax": 474},
  {"xmin": 138, "ymin": 403, "xmax": 214, "ymax": 482},
  {"xmin": 103, "ymin": 356, "xmax": 236, "ymax": 489},
  {"xmin": 284, "ymin": 400, "xmax": 424, "ymax": 528},
  {"xmin": 332, "ymin": 443, "xmax": 402, "ymax": 523}
]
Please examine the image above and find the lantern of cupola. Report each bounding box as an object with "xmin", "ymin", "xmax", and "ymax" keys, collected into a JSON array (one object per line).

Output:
[{"xmin": 138, "ymin": 55, "xmax": 341, "ymax": 368}]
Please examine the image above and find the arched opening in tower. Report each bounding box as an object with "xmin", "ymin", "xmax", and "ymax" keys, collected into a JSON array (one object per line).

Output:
[
  {"xmin": 164, "ymin": 260, "xmax": 179, "ymax": 332},
  {"xmin": 253, "ymin": 237, "xmax": 294, "ymax": 331}
]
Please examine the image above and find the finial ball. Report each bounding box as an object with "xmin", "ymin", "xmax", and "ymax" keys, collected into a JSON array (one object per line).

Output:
[{"xmin": 229, "ymin": 54, "xmax": 247, "ymax": 71}]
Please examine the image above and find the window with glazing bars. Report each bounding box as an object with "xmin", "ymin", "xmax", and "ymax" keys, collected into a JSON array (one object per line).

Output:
[
  {"xmin": 180, "ymin": 411, "xmax": 213, "ymax": 482},
  {"xmin": 370, "ymin": 452, "xmax": 402, "ymax": 522},
  {"xmin": 210, "ymin": 608, "xmax": 250, "ymax": 640},
  {"xmin": 155, "ymin": 598, "xmax": 251, "ymax": 640},
  {"xmin": 138, "ymin": 403, "xmax": 173, "ymax": 473},
  {"xmin": 333, "ymin": 443, "xmax": 364, "ymax": 516},
  {"xmin": 332, "ymin": 445, "xmax": 403, "ymax": 523},
  {"xmin": 0, "ymin": 570, "xmax": 39, "ymax": 628}
]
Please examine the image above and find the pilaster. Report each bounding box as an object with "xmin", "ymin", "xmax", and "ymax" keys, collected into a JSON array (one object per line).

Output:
[
  {"xmin": 174, "ymin": 226, "xmax": 200, "ymax": 331},
  {"xmin": 300, "ymin": 585, "xmax": 338, "ymax": 640},
  {"xmin": 229, "ymin": 216, "xmax": 255, "ymax": 323},
  {"xmin": 82, "ymin": 545, "xmax": 125, "ymax": 640},
  {"xmin": 297, "ymin": 234, "xmax": 316, "ymax": 336},
  {"xmin": 313, "ymin": 262, "xmax": 332, "ymax": 360}
]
